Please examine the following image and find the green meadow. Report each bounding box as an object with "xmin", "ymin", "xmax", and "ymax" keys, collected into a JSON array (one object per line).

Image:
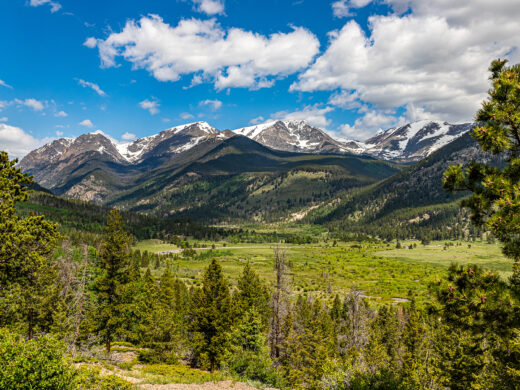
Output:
[
  {"xmin": 132, "ymin": 239, "xmax": 512, "ymax": 306},
  {"xmin": 376, "ymin": 240, "xmax": 512, "ymax": 277}
]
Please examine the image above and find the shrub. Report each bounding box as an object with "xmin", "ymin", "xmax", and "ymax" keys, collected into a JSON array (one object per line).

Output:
[
  {"xmin": 0, "ymin": 329, "xmax": 75, "ymax": 390},
  {"xmin": 73, "ymin": 366, "xmax": 133, "ymax": 390}
]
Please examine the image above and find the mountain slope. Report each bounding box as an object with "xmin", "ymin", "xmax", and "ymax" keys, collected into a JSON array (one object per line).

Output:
[
  {"xmin": 108, "ymin": 135, "xmax": 401, "ymax": 222},
  {"xmin": 19, "ymin": 128, "xmax": 401, "ymax": 222},
  {"xmin": 19, "ymin": 122, "xmax": 227, "ymax": 202},
  {"xmin": 232, "ymin": 119, "xmax": 474, "ymax": 162},
  {"xmin": 310, "ymin": 132, "xmax": 499, "ymax": 240},
  {"xmin": 361, "ymin": 120, "xmax": 475, "ymax": 162},
  {"xmin": 233, "ymin": 120, "xmax": 364, "ymax": 154}
]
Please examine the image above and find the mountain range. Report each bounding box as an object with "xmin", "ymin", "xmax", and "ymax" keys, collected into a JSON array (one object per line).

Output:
[
  {"xmin": 232, "ymin": 119, "xmax": 473, "ymax": 161},
  {"xmin": 18, "ymin": 118, "xmax": 477, "ymax": 225}
]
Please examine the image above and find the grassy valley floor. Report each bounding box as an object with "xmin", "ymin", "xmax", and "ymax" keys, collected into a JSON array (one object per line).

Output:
[{"xmin": 133, "ymin": 239, "xmax": 511, "ymax": 306}]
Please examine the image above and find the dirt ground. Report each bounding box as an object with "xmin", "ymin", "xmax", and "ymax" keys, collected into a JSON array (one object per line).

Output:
[{"xmin": 138, "ymin": 381, "xmax": 278, "ymax": 390}]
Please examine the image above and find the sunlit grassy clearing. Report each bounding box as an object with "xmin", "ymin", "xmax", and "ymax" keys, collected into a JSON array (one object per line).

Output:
[{"xmin": 375, "ymin": 240, "xmax": 512, "ymax": 277}]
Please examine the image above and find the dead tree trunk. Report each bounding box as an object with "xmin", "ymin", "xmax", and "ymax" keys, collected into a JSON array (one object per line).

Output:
[{"xmin": 270, "ymin": 245, "xmax": 289, "ymax": 359}]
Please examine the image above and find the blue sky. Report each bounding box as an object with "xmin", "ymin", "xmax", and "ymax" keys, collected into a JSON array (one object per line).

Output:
[{"xmin": 1, "ymin": 0, "xmax": 519, "ymax": 157}]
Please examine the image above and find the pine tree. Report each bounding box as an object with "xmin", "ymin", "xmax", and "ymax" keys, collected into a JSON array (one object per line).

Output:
[
  {"xmin": 233, "ymin": 263, "xmax": 270, "ymax": 328},
  {"xmin": 0, "ymin": 151, "xmax": 60, "ymax": 339},
  {"xmin": 443, "ymin": 59, "xmax": 520, "ymax": 276},
  {"xmin": 190, "ymin": 259, "xmax": 232, "ymax": 371},
  {"xmin": 92, "ymin": 208, "xmax": 132, "ymax": 353},
  {"xmin": 364, "ymin": 305, "xmax": 401, "ymax": 376},
  {"xmin": 228, "ymin": 308, "xmax": 277, "ymax": 385}
]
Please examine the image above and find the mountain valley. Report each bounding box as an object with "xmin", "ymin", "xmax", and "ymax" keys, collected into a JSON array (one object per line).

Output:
[{"xmin": 19, "ymin": 118, "xmax": 481, "ymax": 235}]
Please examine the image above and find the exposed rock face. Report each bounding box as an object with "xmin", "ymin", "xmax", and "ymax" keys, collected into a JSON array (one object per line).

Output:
[
  {"xmin": 18, "ymin": 122, "xmax": 227, "ymax": 202},
  {"xmin": 361, "ymin": 120, "xmax": 475, "ymax": 161},
  {"xmin": 18, "ymin": 119, "xmax": 475, "ymax": 206},
  {"xmin": 233, "ymin": 119, "xmax": 474, "ymax": 161},
  {"xmin": 233, "ymin": 120, "xmax": 365, "ymax": 154}
]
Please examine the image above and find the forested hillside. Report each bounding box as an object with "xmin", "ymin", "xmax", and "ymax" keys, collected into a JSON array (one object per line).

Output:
[
  {"xmin": 110, "ymin": 136, "xmax": 401, "ymax": 222},
  {"xmin": 310, "ymin": 133, "xmax": 502, "ymax": 241}
]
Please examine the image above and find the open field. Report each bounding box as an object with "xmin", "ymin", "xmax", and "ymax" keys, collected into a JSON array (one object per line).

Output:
[
  {"xmin": 133, "ymin": 239, "xmax": 513, "ymax": 306},
  {"xmin": 376, "ymin": 240, "xmax": 512, "ymax": 277}
]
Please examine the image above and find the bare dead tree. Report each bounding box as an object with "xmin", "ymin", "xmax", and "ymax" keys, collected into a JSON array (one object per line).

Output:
[
  {"xmin": 270, "ymin": 245, "xmax": 290, "ymax": 359},
  {"xmin": 71, "ymin": 245, "xmax": 89, "ymax": 357},
  {"xmin": 336, "ymin": 288, "xmax": 373, "ymax": 356},
  {"xmin": 54, "ymin": 242, "xmax": 92, "ymax": 356}
]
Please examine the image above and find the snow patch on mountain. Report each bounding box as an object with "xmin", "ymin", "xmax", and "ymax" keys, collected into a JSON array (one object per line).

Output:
[
  {"xmin": 232, "ymin": 120, "xmax": 360, "ymax": 154},
  {"xmin": 362, "ymin": 120, "xmax": 475, "ymax": 161}
]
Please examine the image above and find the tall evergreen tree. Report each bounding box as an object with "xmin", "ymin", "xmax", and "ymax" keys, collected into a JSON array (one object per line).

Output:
[
  {"xmin": 0, "ymin": 151, "xmax": 59, "ymax": 339},
  {"xmin": 190, "ymin": 259, "xmax": 231, "ymax": 371},
  {"xmin": 233, "ymin": 263, "xmax": 271, "ymax": 328},
  {"xmin": 92, "ymin": 208, "xmax": 132, "ymax": 353},
  {"xmin": 444, "ymin": 59, "xmax": 520, "ymax": 276}
]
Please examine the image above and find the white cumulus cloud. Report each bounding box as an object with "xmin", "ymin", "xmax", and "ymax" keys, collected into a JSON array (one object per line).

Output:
[
  {"xmin": 83, "ymin": 37, "xmax": 98, "ymax": 48},
  {"xmin": 191, "ymin": 0, "xmax": 224, "ymax": 15},
  {"xmin": 0, "ymin": 123, "xmax": 48, "ymax": 159},
  {"xmin": 339, "ymin": 109, "xmax": 405, "ymax": 141},
  {"xmin": 332, "ymin": 0, "xmax": 372, "ymax": 17},
  {"xmin": 86, "ymin": 15, "xmax": 319, "ymax": 90},
  {"xmin": 294, "ymin": 0, "xmax": 520, "ymax": 133},
  {"xmin": 79, "ymin": 119, "xmax": 94, "ymax": 128},
  {"xmin": 54, "ymin": 110, "xmax": 68, "ymax": 117},
  {"xmin": 139, "ymin": 99, "xmax": 160, "ymax": 115},
  {"xmin": 121, "ymin": 132, "xmax": 136, "ymax": 141}
]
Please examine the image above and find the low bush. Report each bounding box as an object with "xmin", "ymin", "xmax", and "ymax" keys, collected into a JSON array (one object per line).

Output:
[{"xmin": 0, "ymin": 329, "xmax": 75, "ymax": 390}]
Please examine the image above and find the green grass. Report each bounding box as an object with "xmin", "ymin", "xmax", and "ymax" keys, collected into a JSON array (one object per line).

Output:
[
  {"xmin": 375, "ymin": 240, "xmax": 513, "ymax": 277},
  {"xmin": 133, "ymin": 239, "xmax": 178, "ymax": 253},
  {"xmin": 135, "ymin": 239, "xmax": 514, "ymax": 306},
  {"xmin": 135, "ymin": 241, "xmax": 445, "ymax": 305},
  {"xmin": 138, "ymin": 364, "xmax": 229, "ymax": 384}
]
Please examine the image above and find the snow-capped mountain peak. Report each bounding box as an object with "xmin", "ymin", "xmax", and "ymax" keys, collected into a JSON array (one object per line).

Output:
[
  {"xmin": 362, "ymin": 120, "xmax": 475, "ymax": 161},
  {"xmin": 232, "ymin": 120, "xmax": 360, "ymax": 154},
  {"xmin": 20, "ymin": 121, "xmax": 224, "ymax": 172}
]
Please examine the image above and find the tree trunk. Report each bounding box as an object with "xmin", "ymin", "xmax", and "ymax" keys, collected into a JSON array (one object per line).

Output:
[
  {"xmin": 71, "ymin": 246, "xmax": 88, "ymax": 357},
  {"xmin": 28, "ymin": 307, "xmax": 34, "ymax": 340}
]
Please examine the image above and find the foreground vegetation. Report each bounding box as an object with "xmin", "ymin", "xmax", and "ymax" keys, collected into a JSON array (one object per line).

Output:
[{"xmin": 1, "ymin": 60, "xmax": 520, "ymax": 389}]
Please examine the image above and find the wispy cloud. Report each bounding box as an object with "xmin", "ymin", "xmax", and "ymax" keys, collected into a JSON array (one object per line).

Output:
[
  {"xmin": 0, "ymin": 80, "xmax": 12, "ymax": 89},
  {"xmin": 14, "ymin": 98, "xmax": 45, "ymax": 111},
  {"xmin": 29, "ymin": 0, "xmax": 62, "ymax": 13},
  {"xmin": 199, "ymin": 99, "xmax": 223, "ymax": 111},
  {"xmin": 249, "ymin": 116, "xmax": 265, "ymax": 125},
  {"xmin": 77, "ymin": 78, "xmax": 107, "ymax": 97},
  {"xmin": 180, "ymin": 113, "xmax": 194, "ymax": 120}
]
